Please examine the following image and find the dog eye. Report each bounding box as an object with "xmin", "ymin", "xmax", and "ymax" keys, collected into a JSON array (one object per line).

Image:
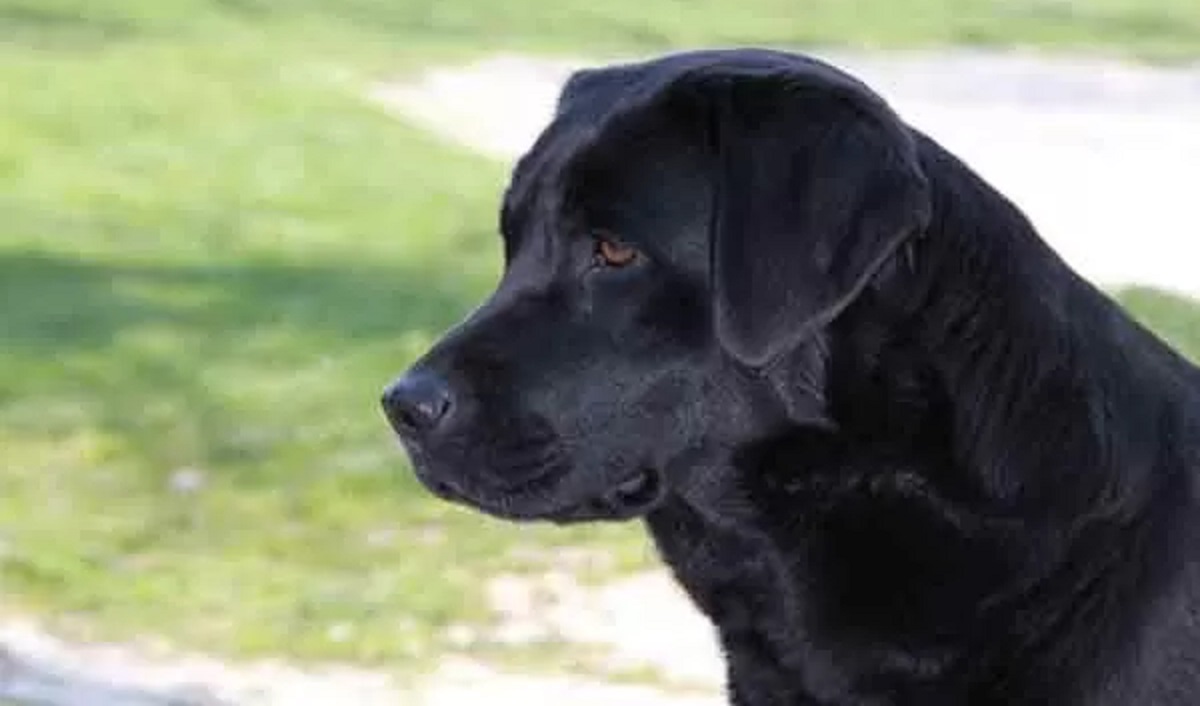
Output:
[{"xmin": 591, "ymin": 231, "xmax": 640, "ymax": 268}]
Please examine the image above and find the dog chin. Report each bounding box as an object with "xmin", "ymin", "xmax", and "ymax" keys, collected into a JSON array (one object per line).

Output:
[
  {"xmin": 416, "ymin": 465, "xmax": 667, "ymax": 524},
  {"xmin": 542, "ymin": 469, "xmax": 667, "ymax": 523}
]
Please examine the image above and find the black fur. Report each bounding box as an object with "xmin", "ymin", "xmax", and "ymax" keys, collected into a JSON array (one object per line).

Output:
[{"xmin": 383, "ymin": 49, "xmax": 1200, "ymax": 704}]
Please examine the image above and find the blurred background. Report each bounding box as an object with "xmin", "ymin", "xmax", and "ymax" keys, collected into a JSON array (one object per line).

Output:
[{"xmin": 1, "ymin": 1, "xmax": 1198, "ymax": 704}]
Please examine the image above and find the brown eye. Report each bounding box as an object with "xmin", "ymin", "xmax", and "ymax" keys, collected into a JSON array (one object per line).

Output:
[{"xmin": 592, "ymin": 232, "xmax": 640, "ymax": 268}]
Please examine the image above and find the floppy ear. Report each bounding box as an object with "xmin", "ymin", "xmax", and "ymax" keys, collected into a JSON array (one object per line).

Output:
[
  {"xmin": 553, "ymin": 54, "xmax": 931, "ymax": 366},
  {"xmin": 708, "ymin": 76, "xmax": 932, "ymax": 367}
]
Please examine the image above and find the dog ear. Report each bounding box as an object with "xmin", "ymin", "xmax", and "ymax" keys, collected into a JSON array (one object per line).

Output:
[
  {"xmin": 708, "ymin": 76, "xmax": 932, "ymax": 367},
  {"xmin": 555, "ymin": 54, "xmax": 931, "ymax": 367}
]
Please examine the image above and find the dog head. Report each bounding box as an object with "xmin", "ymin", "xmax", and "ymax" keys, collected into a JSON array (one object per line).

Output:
[{"xmin": 382, "ymin": 49, "xmax": 931, "ymax": 522}]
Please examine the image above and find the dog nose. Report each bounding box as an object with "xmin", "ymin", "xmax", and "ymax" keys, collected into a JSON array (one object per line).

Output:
[{"xmin": 381, "ymin": 370, "xmax": 455, "ymax": 436}]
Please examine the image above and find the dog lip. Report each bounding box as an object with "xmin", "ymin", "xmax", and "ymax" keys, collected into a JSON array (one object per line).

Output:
[
  {"xmin": 615, "ymin": 473, "xmax": 651, "ymax": 495},
  {"xmin": 410, "ymin": 463, "xmax": 468, "ymax": 503},
  {"xmin": 409, "ymin": 457, "xmax": 665, "ymax": 524},
  {"xmin": 545, "ymin": 468, "xmax": 666, "ymax": 523},
  {"xmin": 606, "ymin": 468, "xmax": 662, "ymax": 508}
]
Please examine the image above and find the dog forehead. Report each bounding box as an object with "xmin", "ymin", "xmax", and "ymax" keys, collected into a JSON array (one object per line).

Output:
[
  {"xmin": 500, "ymin": 49, "xmax": 890, "ymax": 249},
  {"xmin": 555, "ymin": 48, "xmax": 880, "ymax": 120},
  {"xmin": 510, "ymin": 50, "xmax": 880, "ymax": 184}
]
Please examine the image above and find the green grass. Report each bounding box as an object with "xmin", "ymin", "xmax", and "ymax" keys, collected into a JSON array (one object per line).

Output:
[
  {"xmin": 1116, "ymin": 288, "xmax": 1200, "ymax": 355},
  {"xmin": 0, "ymin": 26, "xmax": 653, "ymax": 668},
  {"xmin": 1, "ymin": 0, "xmax": 1199, "ymax": 673},
  {"xmin": 3, "ymin": 0, "xmax": 1200, "ymax": 58}
]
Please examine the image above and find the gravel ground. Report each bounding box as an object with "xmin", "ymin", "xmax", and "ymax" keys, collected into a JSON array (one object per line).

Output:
[
  {"xmin": 6, "ymin": 48, "xmax": 1200, "ymax": 706},
  {"xmin": 1, "ymin": 572, "xmax": 722, "ymax": 706},
  {"xmin": 0, "ymin": 616, "xmax": 403, "ymax": 706}
]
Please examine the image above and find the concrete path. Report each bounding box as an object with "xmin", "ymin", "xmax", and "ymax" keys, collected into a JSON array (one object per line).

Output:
[{"xmin": 373, "ymin": 49, "xmax": 1200, "ymax": 299}]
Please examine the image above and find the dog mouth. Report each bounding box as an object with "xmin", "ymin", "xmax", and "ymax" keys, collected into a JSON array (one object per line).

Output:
[
  {"xmin": 549, "ymin": 467, "xmax": 665, "ymax": 523},
  {"xmin": 414, "ymin": 461, "xmax": 666, "ymax": 523},
  {"xmin": 605, "ymin": 468, "xmax": 663, "ymax": 510}
]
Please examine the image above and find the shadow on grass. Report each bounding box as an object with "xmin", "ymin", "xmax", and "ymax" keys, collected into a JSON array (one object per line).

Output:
[
  {"xmin": 0, "ymin": 248, "xmax": 493, "ymax": 483},
  {"xmin": 0, "ymin": 4, "xmax": 143, "ymax": 47},
  {"xmin": 0, "ymin": 249, "xmax": 484, "ymax": 353}
]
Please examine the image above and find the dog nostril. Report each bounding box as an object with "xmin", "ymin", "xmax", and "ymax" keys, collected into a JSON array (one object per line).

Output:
[{"xmin": 381, "ymin": 370, "xmax": 455, "ymax": 435}]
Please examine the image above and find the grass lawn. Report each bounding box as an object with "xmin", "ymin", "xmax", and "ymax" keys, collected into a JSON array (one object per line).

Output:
[
  {"xmin": 2, "ymin": 0, "xmax": 1200, "ymax": 672},
  {"xmin": 0, "ymin": 14, "xmax": 653, "ymax": 668}
]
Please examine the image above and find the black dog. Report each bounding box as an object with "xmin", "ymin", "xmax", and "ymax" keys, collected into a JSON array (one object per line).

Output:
[{"xmin": 382, "ymin": 49, "xmax": 1200, "ymax": 704}]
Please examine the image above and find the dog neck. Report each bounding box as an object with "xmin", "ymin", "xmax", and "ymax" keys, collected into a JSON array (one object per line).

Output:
[
  {"xmin": 846, "ymin": 130, "xmax": 1191, "ymax": 514},
  {"xmin": 652, "ymin": 129, "xmax": 1199, "ymax": 704},
  {"xmin": 786, "ymin": 129, "xmax": 1200, "ymax": 699}
]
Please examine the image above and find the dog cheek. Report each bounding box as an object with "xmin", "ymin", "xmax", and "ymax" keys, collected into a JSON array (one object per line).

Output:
[
  {"xmin": 620, "ymin": 370, "xmax": 711, "ymax": 458},
  {"xmin": 637, "ymin": 279, "xmax": 710, "ymax": 350}
]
